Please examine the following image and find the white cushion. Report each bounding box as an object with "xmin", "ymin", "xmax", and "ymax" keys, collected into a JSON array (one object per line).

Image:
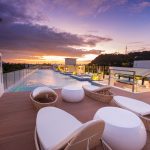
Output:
[
  {"xmin": 114, "ymin": 96, "xmax": 150, "ymax": 116},
  {"xmin": 36, "ymin": 107, "xmax": 82, "ymax": 150},
  {"xmin": 83, "ymin": 85, "xmax": 101, "ymax": 92},
  {"xmin": 32, "ymin": 87, "xmax": 55, "ymax": 99}
]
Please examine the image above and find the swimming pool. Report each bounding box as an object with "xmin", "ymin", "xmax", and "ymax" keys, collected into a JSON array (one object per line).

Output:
[{"xmin": 9, "ymin": 69, "xmax": 90, "ymax": 92}]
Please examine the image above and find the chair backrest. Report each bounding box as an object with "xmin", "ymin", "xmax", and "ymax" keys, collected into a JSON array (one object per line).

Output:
[{"xmin": 64, "ymin": 120, "xmax": 105, "ymax": 150}]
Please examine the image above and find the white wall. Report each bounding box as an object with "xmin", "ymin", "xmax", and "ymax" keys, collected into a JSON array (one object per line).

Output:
[
  {"xmin": 134, "ymin": 60, "xmax": 150, "ymax": 69},
  {"xmin": 65, "ymin": 58, "xmax": 76, "ymax": 65},
  {"xmin": 0, "ymin": 54, "xmax": 4, "ymax": 97}
]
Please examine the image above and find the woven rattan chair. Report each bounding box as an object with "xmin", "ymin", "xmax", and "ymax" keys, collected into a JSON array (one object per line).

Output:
[
  {"xmin": 30, "ymin": 87, "xmax": 58, "ymax": 110},
  {"xmin": 35, "ymin": 107, "xmax": 112, "ymax": 150},
  {"xmin": 113, "ymin": 96, "xmax": 150, "ymax": 131},
  {"xmin": 83, "ymin": 85, "xmax": 113, "ymax": 103}
]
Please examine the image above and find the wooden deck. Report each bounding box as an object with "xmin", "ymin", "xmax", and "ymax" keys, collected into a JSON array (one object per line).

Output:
[{"xmin": 0, "ymin": 88, "xmax": 150, "ymax": 150}]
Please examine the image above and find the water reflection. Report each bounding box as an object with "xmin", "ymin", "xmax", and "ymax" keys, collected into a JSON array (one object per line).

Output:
[{"xmin": 10, "ymin": 69, "xmax": 90, "ymax": 92}]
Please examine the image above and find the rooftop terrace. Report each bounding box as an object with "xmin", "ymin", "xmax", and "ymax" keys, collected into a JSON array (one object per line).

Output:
[{"xmin": 0, "ymin": 88, "xmax": 150, "ymax": 150}]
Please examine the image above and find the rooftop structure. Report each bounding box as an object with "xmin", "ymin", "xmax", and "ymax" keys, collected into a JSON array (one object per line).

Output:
[{"xmin": 65, "ymin": 58, "xmax": 76, "ymax": 65}]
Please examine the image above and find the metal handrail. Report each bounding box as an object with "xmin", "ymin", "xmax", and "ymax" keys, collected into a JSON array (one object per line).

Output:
[{"xmin": 109, "ymin": 68, "xmax": 136, "ymax": 92}]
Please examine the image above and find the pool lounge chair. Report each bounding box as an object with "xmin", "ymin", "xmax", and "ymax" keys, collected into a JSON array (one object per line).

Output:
[
  {"xmin": 113, "ymin": 96, "xmax": 150, "ymax": 131},
  {"xmin": 35, "ymin": 107, "xmax": 111, "ymax": 150},
  {"xmin": 83, "ymin": 85, "xmax": 113, "ymax": 103}
]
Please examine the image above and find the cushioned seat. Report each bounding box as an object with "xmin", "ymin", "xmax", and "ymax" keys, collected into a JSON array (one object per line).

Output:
[
  {"xmin": 32, "ymin": 86, "xmax": 55, "ymax": 99},
  {"xmin": 82, "ymin": 85, "xmax": 101, "ymax": 92},
  {"xmin": 36, "ymin": 107, "xmax": 82, "ymax": 150},
  {"xmin": 113, "ymin": 96, "xmax": 150, "ymax": 116}
]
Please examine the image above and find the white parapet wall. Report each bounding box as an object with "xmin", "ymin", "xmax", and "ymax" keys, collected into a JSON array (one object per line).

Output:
[
  {"xmin": 134, "ymin": 60, "xmax": 150, "ymax": 69},
  {"xmin": 0, "ymin": 53, "xmax": 4, "ymax": 97}
]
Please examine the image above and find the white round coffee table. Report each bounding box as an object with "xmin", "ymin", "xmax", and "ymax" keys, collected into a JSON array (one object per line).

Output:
[
  {"xmin": 61, "ymin": 85, "xmax": 85, "ymax": 102},
  {"xmin": 94, "ymin": 107, "xmax": 147, "ymax": 150}
]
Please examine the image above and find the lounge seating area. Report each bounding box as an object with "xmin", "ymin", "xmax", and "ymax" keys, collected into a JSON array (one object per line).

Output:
[
  {"xmin": 0, "ymin": 86, "xmax": 150, "ymax": 150},
  {"xmin": 35, "ymin": 106, "xmax": 147, "ymax": 150},
  {"xmin": 33, "ymin": 85, "xmax": 150, "ymax": 150},
  {"xmin": 35, "ymin": 107, "xmax": 106, "ymax": 150}
]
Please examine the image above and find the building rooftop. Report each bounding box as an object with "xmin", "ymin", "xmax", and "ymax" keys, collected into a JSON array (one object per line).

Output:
[{"xmin": 0, "ymin": 88, "xmax": 150, "ymax": 150}]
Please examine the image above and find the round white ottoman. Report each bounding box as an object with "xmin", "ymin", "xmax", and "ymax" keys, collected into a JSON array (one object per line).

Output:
[
  {"xmin": 94, "ymin": 107, "xmax": 147, "ymax": 150},
  {"xmin": 61, "ymin": 85, "xmax": 85, "ymax": 102}
]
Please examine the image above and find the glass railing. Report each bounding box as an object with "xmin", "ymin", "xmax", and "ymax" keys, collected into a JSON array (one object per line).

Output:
[{"xmin": 3, "ymin": 69, "xmax": 36, "ymax": 90}]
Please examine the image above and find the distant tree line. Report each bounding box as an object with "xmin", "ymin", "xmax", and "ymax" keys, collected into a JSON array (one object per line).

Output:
[
  {"xmin": 2, "ymin": 63, "xmax": 52, "ymax": 73},
  {"xmin": 2, "ymin": 63, "xmax": 26, "ymax": 73},
  {"xmin": 90, "ymin": 51, "xmax": 150, "ymax": 67}
]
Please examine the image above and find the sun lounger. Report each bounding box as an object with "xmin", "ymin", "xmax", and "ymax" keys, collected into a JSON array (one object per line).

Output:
[
  {"xmin": 35, "ymin": 107, "xmax": 110, "ymax": 150},
  {"xmin": 113, "ymin": 96, "xmax": 150, "ymax": 131},
  {"xmin": 83, "ymin": 85, "xmax": 113, "ymax": 103}
]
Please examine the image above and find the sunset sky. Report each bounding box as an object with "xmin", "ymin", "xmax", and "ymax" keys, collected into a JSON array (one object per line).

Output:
[{"xmin": 0, "ymin": 0, "xmax": 150, "ymax": 64}]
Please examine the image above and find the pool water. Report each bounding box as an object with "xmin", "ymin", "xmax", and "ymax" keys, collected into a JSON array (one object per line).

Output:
[{"xmin": 9, "ymin": 69, "xmax": 90, "ymax": 92}]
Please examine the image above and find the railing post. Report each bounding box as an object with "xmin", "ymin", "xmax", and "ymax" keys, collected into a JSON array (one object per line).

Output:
[
  {"xmin": 19, "ymin": 70, "xmax": 20, "ymax": 80},
  {"xmin": 132, "ymin": 71, "xmax": 135, "ymax": 92},
  {"xmin": 14, "ymin": 71, "xmax": 15, "ymax": 84},
  {"xmin": 108, "ymin": 69, "xmax": 111, "ymax": 85},
  {"xmin": 5, "ymin": 73, "xmax": 7, "ymax": 89}
]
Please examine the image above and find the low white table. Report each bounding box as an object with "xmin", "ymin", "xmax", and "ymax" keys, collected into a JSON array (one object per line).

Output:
[
  {"xmin": 61, "ymin": 85, "xmax": 85, "ymax": 102},
  {"xmin": 94, "ymin": 107, "xmax": 147, "ymax": 150}
]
